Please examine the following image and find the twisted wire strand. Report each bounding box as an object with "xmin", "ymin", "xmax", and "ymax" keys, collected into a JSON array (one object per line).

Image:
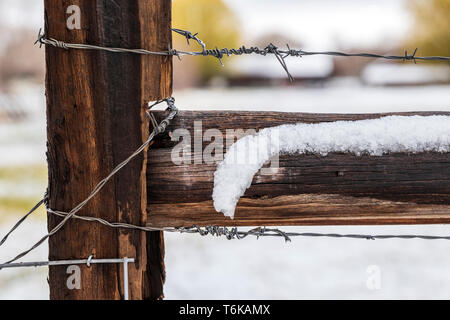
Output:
[
  {"xmin": 35, "ymin": 28, "xmax": 450, "ymax": 82},
  {"xmin": 5, "ymin": 181, "xmax": 450, "ymax": 268},
  {"xmin": 2, "ymin": 99, "xmax": 178, "ymax": 265},
  {"xmin": 46, "ymin": 208, "xmax": 450, "ymax": 243}
]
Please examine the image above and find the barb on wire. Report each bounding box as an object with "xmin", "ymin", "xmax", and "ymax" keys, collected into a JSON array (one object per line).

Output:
[
  {"xmin": 1, "ymin": 98, "xmax": 178, "ymax": 266},
  {"xmin": 44, "ymin": 207, "xmax": 450, "ymax": 244},
  {"xmin": 35, "ymin": 28, "xmax": 450, "ymax": 83},
  {"xmin": 266, "ymin": 43, "xmax": 294, "ymax": 82},
  {"xmin": 405, "ymin": 48, "xmax": 418, "ymax": 64},
  {"xmin": 172, "ymin": 28, "xmax": 206, "ymax": 52}
]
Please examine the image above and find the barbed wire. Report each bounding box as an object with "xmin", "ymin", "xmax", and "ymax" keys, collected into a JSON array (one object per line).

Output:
[
  {"xmin": 47, "ymin": 208, "xmax": 450, "ymax": 242},
  {"xmin": 1, "ymin": 98, "xmax": 178, "ymax": 265},
  {"xmin": 35, "ymin": 28, "xmax": 450, "ymax": 82},
  {"xmin": 5, "ymin": 200, "xmax": 450, "ymax": 252},
  {"xmin": 3, "ymin": 27, "xmax": 450, "ymax": 268}
]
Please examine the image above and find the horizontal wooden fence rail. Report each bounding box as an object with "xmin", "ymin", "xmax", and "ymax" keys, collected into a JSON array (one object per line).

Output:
[{"xmin": 147, "ymin": 111, "xmax": 450, "ymax": 227}]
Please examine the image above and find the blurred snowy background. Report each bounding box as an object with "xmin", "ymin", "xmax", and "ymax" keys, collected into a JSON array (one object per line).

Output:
[{"xmin": 1, "ymin": 0, "xmax": 450, "ymax": 299}]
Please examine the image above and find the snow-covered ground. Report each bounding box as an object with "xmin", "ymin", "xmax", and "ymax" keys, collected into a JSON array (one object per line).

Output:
[
  {"xmin": 0, "ymin": 218, "xmax": 48, "ymax": 300},
  {"xmin": 362, "ymin": 64, "xmax": 450, "ymax": 86},
  {"xmin": 1, "ymin": 84, "xmax": 450, "ymax": 299}
]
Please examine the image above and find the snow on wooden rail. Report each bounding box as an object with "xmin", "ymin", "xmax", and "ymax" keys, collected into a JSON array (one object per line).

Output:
[
  {"xmin": 147, "ymin": 111, "xmax": 450, "ymax": 228},
  {"xmin": 213, "ymin": 115, "xmax": 450, "ymax": 218}
]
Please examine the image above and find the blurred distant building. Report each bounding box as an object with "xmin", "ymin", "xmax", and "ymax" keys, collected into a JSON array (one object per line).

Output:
[
  {"xmin": 0, "ymin": 93, "xmax": 27, "ymax": 122},
  {"xmin": 361, "ymin": 62, "xmax": 450, "ymax": 86},
  {"xmin": 332, "ymin": 56, "xmax": 374, "ymax": 78},
  {"xmin": 227, "ymin": 33, "xmax": 334, "ymax": 86},
  {"xmin": 0, "ymin": 30, "xmax": 45, "ymax": 88},
  {"xmin": 0, "ymin": 27, "xmax": 43, "ymax": 122},
  {"xmin": 229, "ymin": 54, "xmax": 334, "ymax": 86}
]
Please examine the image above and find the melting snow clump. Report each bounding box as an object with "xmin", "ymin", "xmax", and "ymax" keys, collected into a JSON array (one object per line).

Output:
[{"xmin": 213, "ymin": 115, "xmax": 450, "ymax": 219}]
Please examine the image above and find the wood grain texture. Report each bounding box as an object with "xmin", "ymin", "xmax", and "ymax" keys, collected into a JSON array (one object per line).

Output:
[
  {"xmin": 45, "ymin": 0, "xmax": 171, "ymax": 300},
  {"xmin": 147, "ymin": 111, "xmax": 450, "ymax": 227},
  {"xmin": 141, "ymin": 0, "xmax": 172, "ymax": 301}
]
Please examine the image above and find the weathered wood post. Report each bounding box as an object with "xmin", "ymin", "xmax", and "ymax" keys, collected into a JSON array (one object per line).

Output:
[{"xmin": 45, "ymin": 0, "xmax": 172, "ymax": 300}]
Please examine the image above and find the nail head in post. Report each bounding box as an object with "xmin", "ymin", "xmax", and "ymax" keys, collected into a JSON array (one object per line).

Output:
[{"xmin": 86, "ymin": 254, "xmax": 94, "ymax": 268}]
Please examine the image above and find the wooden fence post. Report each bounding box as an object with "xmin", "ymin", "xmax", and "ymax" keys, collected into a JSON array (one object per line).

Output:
[{"xmin": 45, "ymin": 0, "xmax": 172, "ymax": 300}]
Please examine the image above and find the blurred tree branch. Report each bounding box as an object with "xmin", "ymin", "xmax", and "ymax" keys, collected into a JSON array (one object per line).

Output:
[
  {"xmin": 407, "ymin": 0, "xmax": 450, "ymax": 59},
  {"xmin": 173, "ymin": 0, "xmax": 240, "ymax": 85}
]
